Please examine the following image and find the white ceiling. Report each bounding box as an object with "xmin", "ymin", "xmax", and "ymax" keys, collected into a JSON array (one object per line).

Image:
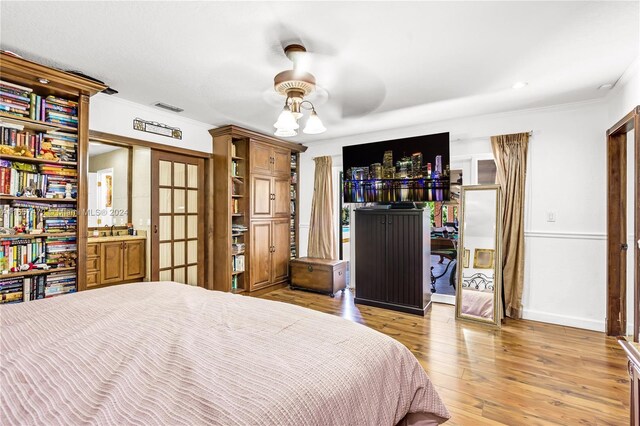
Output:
[{"xmin": 1, "ymin": 1, "xmax": 638, "ymax": 143}]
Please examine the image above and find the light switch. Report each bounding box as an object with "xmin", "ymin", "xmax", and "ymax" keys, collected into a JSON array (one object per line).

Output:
[{"xmin": 546, "ymin": 211, "xmax": 556, "ymax": 222}]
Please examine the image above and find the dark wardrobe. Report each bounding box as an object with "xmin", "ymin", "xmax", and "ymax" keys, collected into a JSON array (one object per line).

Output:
[{"xmin": 354, "ymin": 209, "xmax": 431, "ymax": 315}]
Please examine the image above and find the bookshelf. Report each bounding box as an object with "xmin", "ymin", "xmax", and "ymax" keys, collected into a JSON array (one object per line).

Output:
[
  {"xmin": 0, "ymin": 52, "xmax": 105, "ymax": 303},
  {"xmin": 290, "ymin": 153, "xmax": 299, "ymax": 259},
  {"xmin": 211, "ymin": 126, "xmax": 306, "ymax": 294}
]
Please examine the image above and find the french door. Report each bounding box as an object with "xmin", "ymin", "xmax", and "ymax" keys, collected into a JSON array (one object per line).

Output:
[{"xmin": 151, "ymin": 150, "xmax": 205, "ymax": 286}]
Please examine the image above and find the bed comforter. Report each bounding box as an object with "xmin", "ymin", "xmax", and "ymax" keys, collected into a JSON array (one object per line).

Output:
[{"xmin": 1, "ymin": 282, "xmax": 449, "ymax": 425}]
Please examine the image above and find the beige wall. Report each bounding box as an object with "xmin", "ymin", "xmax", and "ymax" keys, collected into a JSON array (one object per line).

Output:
[{"xmin": 89, "ymin": 147, "xmax": 129, "ymax": 226}]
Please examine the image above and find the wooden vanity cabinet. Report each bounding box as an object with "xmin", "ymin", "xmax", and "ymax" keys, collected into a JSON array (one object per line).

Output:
[{"xmin": 87, "ymin": 238, "xmax": 146, "ymax": 288}]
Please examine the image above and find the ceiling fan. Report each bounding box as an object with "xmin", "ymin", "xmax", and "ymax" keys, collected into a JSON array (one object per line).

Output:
[
  {"xmin": 269, "ymin": 37, "xmax": 387, "ymax": 137},
  {"xmin": 272, "ymin": 44, "xmax": 326, "ymax": 137}
]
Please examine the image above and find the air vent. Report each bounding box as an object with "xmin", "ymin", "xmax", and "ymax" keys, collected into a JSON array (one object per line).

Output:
[{"xmin": 154, "ymin": 102, "xmax": 184, "ymax": 113}]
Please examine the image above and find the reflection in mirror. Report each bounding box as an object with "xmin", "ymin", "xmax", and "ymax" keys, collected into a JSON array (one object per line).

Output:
[
  {"xmin": 88, "ymin": 142, "xmax": 131, "ymax": 227},
  {"xmin": 456, "ymin": 184, "xmax": 502, "ymax": 327}
]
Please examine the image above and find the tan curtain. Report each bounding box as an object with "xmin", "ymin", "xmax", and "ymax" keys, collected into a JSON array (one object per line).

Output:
[
  {"xmin": 491, "ymin": 132, "xmax": 529, "ymax": 319},
  {"xmin": 308, "ymin": 156, "xmax": 336, "ymax": 259}
]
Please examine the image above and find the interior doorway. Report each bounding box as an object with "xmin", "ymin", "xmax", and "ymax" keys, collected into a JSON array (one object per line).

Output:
[
  {"xmin": 151, "ymin": 150, "xmax": 205, "ymax": 286},
  {"xmin": 606, "ymin": 106, "xmax": 639, "ymax": 341}
]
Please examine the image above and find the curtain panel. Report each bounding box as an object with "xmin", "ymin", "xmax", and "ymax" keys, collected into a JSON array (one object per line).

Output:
[
  {"xmin": 491, "ymin": 132, "xmax": 529, "ymax": 319},
  {"xmin": 308, "ymin": 156, "xmax": 336, "ymax": 259}
]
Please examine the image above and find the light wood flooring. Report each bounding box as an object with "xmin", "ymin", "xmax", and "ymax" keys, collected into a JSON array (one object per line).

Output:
[{"xmin": 260, "ymin": 287, "xmax": 630, "ymax": 425}]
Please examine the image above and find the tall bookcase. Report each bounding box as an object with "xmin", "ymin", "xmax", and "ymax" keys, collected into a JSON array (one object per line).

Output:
[
  {"xmin": 290, "ymin": 152, "xmax": 299, "ymax": 259},
  {"xmin": 211, "ymin": 126, "xmax": 305, "ymax": 294},
  {"xmin": 0, "ymin": 53, "xmax": 105, "ymax": 302}
]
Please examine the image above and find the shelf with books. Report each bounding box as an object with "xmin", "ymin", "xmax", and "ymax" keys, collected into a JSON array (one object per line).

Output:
[
  {"xmin": 0, "ymin": 266, "xmax": 75, "ymax": 279},
  {"xmin": 290, "ymin": 152, "xmax": 299, "ymax": 259},
  {"xmin": 0, "ymin": 112, "xmax": 76, "ymax": 133},
  {"xmin": 0, "ymin": 154, "xmax": 77, "ymax": 167},
  {"xmin": 0, "ymin": 232, "xmax": 75, "ymax": 239},
  {"xmin": 1, "ymin": 52, "xmax": 106, "ymax": 298},
  {"xmin": 0, "ymin": 195, "xmax": 76, "ymax": 203}
]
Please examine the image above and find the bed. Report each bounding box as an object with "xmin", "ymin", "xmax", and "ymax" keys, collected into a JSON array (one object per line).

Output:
[
  {"xmin": 460, "ymin": 288, "xmax": 494, "ymax": 319},
  {"xmin": 1, "ymin": 282, "xmax": 449, "ymax": 425}
]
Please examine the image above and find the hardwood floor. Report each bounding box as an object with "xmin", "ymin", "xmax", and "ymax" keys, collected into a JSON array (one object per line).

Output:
[{"xmin": 259, "ymin": 287, "xmax": 630, "ymax": 425}]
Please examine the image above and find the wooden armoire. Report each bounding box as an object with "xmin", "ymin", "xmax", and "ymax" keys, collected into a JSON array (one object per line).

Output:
[{"xmin": 210, "ymin": 126, "xmax": 306, "ymax": 294}]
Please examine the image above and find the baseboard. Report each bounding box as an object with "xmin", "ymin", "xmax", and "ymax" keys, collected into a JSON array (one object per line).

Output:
[
  {"xmin": 522, "ymin": 308, "xmax": 605, "ymax": 332},
  {"xmin": 431, "ymin": 293, "xmax": 455, "ymax": 305}
]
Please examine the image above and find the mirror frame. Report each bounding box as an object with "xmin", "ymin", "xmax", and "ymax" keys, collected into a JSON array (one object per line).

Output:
[{"xmin": 455, "ymin": 184, "xmax": 503, "ymax": 327}]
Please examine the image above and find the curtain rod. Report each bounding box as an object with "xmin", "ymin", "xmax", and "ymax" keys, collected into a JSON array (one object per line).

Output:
[{"xmin": 453, "ymin": 130, "xmax": 533, "ymax": 142}]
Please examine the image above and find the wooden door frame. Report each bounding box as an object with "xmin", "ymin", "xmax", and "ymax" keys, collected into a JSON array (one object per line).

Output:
[
  {"xmin": 150, "ymin": 150, "xmax": 207, "ymax": 288},
  {"xmin": 606, "ymin": 106, "xmax": 640, "ymax": 341},
  {"xmin": 89, "ymin": 130, "xmax": 213, "ymax": 290}
]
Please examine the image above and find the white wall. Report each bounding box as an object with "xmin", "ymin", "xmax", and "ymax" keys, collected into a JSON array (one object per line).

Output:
[
  {"xmin": 300, "ymin": 99, "xmax": 615, "ymax": 331},
  {"xmin": 90, "ymin": 93, "xmax": 214, "ymax": 153}
]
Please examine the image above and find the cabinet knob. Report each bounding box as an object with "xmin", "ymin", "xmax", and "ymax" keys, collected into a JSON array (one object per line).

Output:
[{"xmin": 307, "ymin": 265, "xmax": 314, "ymax": 272}]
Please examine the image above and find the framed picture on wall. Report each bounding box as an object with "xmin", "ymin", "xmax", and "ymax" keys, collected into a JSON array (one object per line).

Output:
[
  {"xmin": 473, "ymin": 248, "xmax": 495, "ymax": 269},
  {"xmin": 463, "ymin": 248, "xmax": 470, "ymax": 268}
]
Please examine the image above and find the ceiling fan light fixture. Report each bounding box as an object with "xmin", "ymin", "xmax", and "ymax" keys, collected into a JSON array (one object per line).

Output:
[
  {"xmin": 274, "ymin": 128, "xmax": 298, "ymax": 137},
  {"xmin": 273, "ymin": 105, "xmax": 299, "ymax": 131},
  {"xmin": 303, "ymin": 110, "xmax": 326, "ymax": 135}
]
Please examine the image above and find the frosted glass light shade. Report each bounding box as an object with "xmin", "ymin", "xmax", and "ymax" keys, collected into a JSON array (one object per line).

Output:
[
  {"xmin": 273, "ymin": 106, "xmax": 299, "ymax": 131},
  {"xmin": 303, "ymin": 111, "xmax": 326, "ymax": 134},
  {"xmin": 274, "ymin": 128, "xmax": 297, "ymax": 137}
]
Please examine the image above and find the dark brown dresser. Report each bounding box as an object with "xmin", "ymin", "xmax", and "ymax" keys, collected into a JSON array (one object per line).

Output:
[{"xmin": 354, "ymin": 208, "xmax": 431, "ymax": 315}]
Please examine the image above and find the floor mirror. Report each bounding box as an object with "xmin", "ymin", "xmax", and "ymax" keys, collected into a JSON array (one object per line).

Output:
[{"xmin": 455, "ymin": 184, "xmax": 503, "ymax": 327}]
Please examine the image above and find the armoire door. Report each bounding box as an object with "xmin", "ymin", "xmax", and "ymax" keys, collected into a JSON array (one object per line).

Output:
[
  {"xmin": 271, "ymin": 219, "xmax": 290, "ymax": 283},
  {"xmin": 272, "ymin": 147, "xmax": 291, "ymax": 176},
  {"xmin": 151, "ymin": 150, "xmax": 205, "ymax": 286},
  {"xmin": 250, "ymin": 142, "xmax": 273, "ymax": 175},
  {"xmin": 273, "ymin": 177, "xmax": 290, "ymax": 217},
  {"xmin": 251, "ymin": 221, "xmax": 272, "ymax": 290},
  {"xmin": 251, "ymin": 175, "xmax": 273, "ymax": 218},
  {"xmin": 354, "ymin": 212, "xmax": 387, "ymax": 302}
]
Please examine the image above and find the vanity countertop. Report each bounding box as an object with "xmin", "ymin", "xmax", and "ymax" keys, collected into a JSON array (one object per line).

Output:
[{"xmin": 87, "ymin": 234, "xmax": 147, "ymax": 243}]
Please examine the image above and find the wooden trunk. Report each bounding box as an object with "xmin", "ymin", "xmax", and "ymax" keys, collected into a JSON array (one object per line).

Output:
[{"xmin": 290, "ymin": 257, "xmax": 347, "ymax": 297}]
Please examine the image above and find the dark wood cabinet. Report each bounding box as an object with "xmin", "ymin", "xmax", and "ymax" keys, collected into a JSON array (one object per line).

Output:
[{"xmin": 354, "ymin": 209, "xmax": 431, "ymax": 315}]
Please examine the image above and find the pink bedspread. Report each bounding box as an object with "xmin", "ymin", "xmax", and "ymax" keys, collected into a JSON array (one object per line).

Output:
[{"xmin": 1, "ymin": 282, "xmax": 449, "ymax": 425}]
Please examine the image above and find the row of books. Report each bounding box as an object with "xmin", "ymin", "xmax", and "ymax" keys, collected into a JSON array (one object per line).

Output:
[
  {"xmin": 1, "ymin": 273, "xmax": 77, "ymax": 304},
  {"xmin": 231, "ymin": 242, "xmax": 245, "ymax": 254},
  {"xmin": 231, "ymin": 224, "xmax": 248, "ymax": 234},
  {"xmin": 0, "ymin": 160, "xmax": 77, "ymax": 197},
  {"xmin": 231, "ymin": 160, "xmax": 241, "ymax": 177},
  {"xmin": 1, "ymin": 128, "xmax": 78, "ymax": 162},
  {"xmin": 45, "ymin": 236, "xmax": 76, "ymax": 267},
  {"xmin": 44, "ymin": 217, "xmax": 77, "ymax": 232},
  {"xmin": 232, "ymin": 254, "xmax": 245, "ymax": 273},
  {"xmin": 0, "ymin": 80, "xmax": 30, "ymax": 118},
  {"xmin": 0, "ymin": 80, "xmax": 79, "ymax": 129},
  {"xmin": 232, "ymin": 198, "xmax": 240, "ymax": 214},
  {"xmin": 44, "ymin": 272, "xmax": 76, "ymax": 297},
  {"xmin": 1, "ymin": 202, "xmax": 76, "ymax": 231},
  {"xmin": 231, "ymin": 274, "xmax": 240, "ymax": 290},
  {"xmin": 0, "ymin": 236, "xmax": 76, "ymax": 270},
  {"xmin": 1, "ymin": 238, "xmax": 46, "ymax": 269}
]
